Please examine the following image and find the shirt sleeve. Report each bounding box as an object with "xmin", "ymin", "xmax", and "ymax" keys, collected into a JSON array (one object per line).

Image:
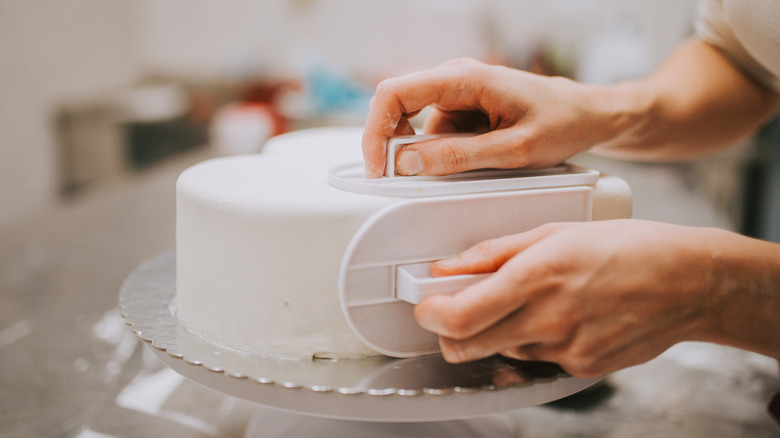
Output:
[{"xmin": 695, "ymin": 0, "xmax": 780, "ymax": 92}]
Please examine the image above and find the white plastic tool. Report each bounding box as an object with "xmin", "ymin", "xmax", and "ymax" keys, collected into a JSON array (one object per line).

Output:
[
  {"xmin": 384, "ymin": 133, "xmax": 476, "ymax": 178},
  {"xmin": 332, "ymin": 134, "xmax": 632, "ymax": 358},
  {"xmin": 395, "ymin": 262, "xmax": 491, "ymax": 305}
]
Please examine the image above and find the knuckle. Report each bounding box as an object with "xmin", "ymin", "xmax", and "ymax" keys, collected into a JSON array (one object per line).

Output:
[
  {"xmin": 568, "ymin": 343, "xmax": 592, "ymax": 363},
  {"xmin": 557, "ymin": 348, "xmax": 597, "ymax": 377},
  {"xmin": 440, "ymin": 308, "xmax": 476, "ymax": 340},
  {"xmin": 560, "ymin": 363, "xmax": 587, "ymax": 378},
  {"xmin": 506, "ymin": 141, "xmax": 533, "ymax": 169},
  {"xmin": 440, "ymin": 340, "xmax": 468, "ymax": 363},
  {"xmin": 558, "ymin": 342, "xmax": 605, "ymax": 378},
  {"xmin": 470, "ymin": 238, "xmax": 499, "ymax": 257},
  {"xmin": 464, "ymin": 239, "xmax": 504, "ymax": 272},
  {"xmin": 439, "ymin": 143, "xmax": 470, "ymax": 174},
  {"xmin": 536, "ymin": 318, "xmax": 570, "ymax": 344},
  {"xmin": 501, "ymin": 347, "xmax": 529, "ymax": 361},
  {"xmin": 565, "ymin": 362, "xmax": 604, "ymax": 379},
  {"xmin": 536, "ymin": 221, "xmax": 564, "ymax": 236},
  {"xmin": 374, "ymin": 78, "xmax": 395, "ymax": 96},
  {"xmin": 373, "ymin": 78, "xmax": 403, "ymax": 105},
  {"xmin": 444, "ymin": 57, "xmax": 481, "ymax": 68}
]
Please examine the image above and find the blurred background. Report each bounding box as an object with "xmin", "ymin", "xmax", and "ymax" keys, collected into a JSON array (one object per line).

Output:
[{"xmin": 2, "ymin": 1, "xmax": 780, "ymax": 437}]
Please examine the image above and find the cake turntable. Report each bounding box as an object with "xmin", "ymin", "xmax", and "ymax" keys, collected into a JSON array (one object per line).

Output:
[{"xmin": 120, "ymin": 250, "xmax": 601, "ymax": 436}]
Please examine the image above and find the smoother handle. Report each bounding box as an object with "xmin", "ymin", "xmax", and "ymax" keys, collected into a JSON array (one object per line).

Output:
[
  {"xmin": 385, "ymin": 133, "xmax": 476, "ymax": 178},
  {"xmin": 396, "ymin": 262, "xmax": 490, "ymax": 304}
]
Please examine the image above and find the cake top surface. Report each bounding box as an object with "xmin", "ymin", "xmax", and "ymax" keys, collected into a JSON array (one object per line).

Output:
[{"xmin": 177, "ymin": 127, "xmax": 394, "ymax": 215}]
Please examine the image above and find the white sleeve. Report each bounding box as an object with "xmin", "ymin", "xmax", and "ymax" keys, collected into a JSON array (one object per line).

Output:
[{"xmin": 695, "ymin": 0, "xmax": 780, "ymax": 92}]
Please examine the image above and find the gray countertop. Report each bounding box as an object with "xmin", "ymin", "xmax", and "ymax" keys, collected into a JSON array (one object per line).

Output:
[{"xmin": 1, "ymin": 149, "xmax": 778, "ymax": 437}]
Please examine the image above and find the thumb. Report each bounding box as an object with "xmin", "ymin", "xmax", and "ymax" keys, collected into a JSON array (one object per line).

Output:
[{"xmin": 395, "ymin": 130, "xmax": 529, "ymax": 176}]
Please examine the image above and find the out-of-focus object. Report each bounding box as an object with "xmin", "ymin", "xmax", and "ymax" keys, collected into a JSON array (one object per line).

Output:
[
  {"xmin": 208, "ymin": 79, "xmax": 293, "ymax": 155},
  {"xmin": 209, "ymin": 103, "xmax": 275, "ymax": 155},
  {"xmin": 109, "ymin": 84, "xmax": 188, "ymax": 123},
  {"xmin": 298, "ymin": 61, "xmax": 373, "ymax": 125},
  {"xmin": 742, "ymin": 114, "xmax": 780, "ymax": 243},
  {"xmin": 57, "ymin": 82, "xmax": 209, "ymax": 195},
  {"xmin": 577, "ymin": 12, "xmax": 653, "ymax": 84}
]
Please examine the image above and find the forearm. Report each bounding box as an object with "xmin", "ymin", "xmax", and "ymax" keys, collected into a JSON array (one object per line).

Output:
[
  {"xmin": 590, "ymin": 38, "xmax": 780, "ymax": 161},
  {"xmin": 697, "ymin": 229, "xmax": 780, "ymax": 359}
]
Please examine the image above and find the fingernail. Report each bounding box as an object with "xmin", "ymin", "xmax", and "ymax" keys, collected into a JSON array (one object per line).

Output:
[
  {"xmin": 430, "ymin": 257, "xmax": 458, "ymax": 276},
  {"xmin": 397, "ymin": 150, "xmax": 423, "ymax": 175},
  {"xmin": 433, "ymin": 257, "xmax": 457, "ymax": 270}
]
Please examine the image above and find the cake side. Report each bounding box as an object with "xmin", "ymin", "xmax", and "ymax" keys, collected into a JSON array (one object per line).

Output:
[{"xmin": 176, "ymin": 127, "xmax": 395, "ymax": 359}]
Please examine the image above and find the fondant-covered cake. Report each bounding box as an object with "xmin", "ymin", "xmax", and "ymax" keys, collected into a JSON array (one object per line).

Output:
[{"xmin": 176, "ymin": 127, "xmax": 394, "ymax": 359}]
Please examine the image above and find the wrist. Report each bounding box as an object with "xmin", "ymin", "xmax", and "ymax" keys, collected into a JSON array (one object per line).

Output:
[
  {"xmin": 584, "ymin": 79, "xmax": 656, "ymax": 159},
  {"xmin": 696, "ymin": 229, "xmax": 780, "ymax": 358}
]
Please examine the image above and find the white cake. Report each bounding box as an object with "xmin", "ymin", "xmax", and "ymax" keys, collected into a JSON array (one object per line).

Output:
[{"xmin": 176, "ymin": 127, "xmax": 394, "ymax": 359}]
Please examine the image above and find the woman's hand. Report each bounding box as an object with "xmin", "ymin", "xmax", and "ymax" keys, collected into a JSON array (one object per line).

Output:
[
  {"xmin": 362, "ymin": 58, "xmax": 622, "ymax": 178},
  {"xmin": 414, "ymin": 219, "xmax": 780, "ymax": 378},
  {"xmin": 363, "ymin": 42, "xmax": 780, "ymax": 179}
]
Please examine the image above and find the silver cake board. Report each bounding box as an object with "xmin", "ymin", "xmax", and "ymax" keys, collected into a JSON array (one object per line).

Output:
[{"xmin": 120, "ymin": 251, "xmax": 601, "ymax": 435}]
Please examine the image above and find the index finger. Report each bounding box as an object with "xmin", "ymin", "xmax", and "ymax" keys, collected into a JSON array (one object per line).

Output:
[
  {"xmin": 362, "ymin": 61, "xmax": 482, "ymax": 178},
  {"xmin": 416, "ymin": 225, "xmax": 559, "ymax": 340}
]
